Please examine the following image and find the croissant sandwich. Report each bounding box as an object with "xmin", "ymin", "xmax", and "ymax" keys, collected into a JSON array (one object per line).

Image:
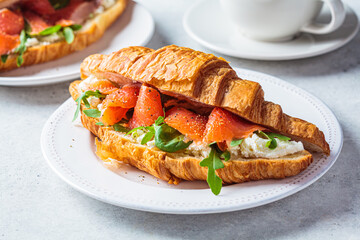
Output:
[
  {"xmin": 0, "ymin": 0, "xmax": 127, "ymax": 71},
  {"xmin": 69, "ymin": 45, "xmax": 330, "ymax": 195}
]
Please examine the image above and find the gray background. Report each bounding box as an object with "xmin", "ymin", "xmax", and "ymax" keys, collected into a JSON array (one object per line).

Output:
[{"xmin": 1, "ymin": 0, "xmax": 359, "ymax": 239}]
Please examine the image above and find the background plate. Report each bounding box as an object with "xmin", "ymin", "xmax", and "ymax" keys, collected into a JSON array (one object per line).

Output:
[
  {"xmin": 0, "ymin": 1, "xmax": 154, "ymax": 86},
  {"xmin": 183, "ymin": 0, "xmax": 359, "ymax": 60},
  {"xmin": 41, "ymin": 68, "xmax": 343, "ymax": 214}
]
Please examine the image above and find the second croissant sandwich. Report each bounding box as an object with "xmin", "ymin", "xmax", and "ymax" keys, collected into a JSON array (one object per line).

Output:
[{"xmin": 69, "ymin": 45, "xmax": 330, "ymax": 195}]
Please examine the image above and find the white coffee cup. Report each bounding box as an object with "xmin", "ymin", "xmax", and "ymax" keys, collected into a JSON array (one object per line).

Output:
[{"xmin": 219, "ymin": 0, "xmax": 346, "ymax": 41}]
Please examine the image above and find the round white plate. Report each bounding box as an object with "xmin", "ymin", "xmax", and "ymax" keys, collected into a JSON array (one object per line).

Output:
[
  {"xmin": 0, "ymin": 1, "xmax": 154, "ymax": 86},
  {"xmin": 41, "ymin": 68, "xmax": 343, "ymax": 214},
  {"xmin": 183, "ymin": 0, "xmax": 359, "ymax": 60}
]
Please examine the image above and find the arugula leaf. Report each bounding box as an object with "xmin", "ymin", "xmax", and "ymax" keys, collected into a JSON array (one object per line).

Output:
[
  {"xmin": 72, "ymin": 90, "xmax": 106, "ymax": 122},
  {"xmin": 257, "ymin": 131, "xmax": 276, "ymax": 149},
  {"xmin": 200, "ymin": 147, "xmax": 224, "ymax": 195},
  {"xmin": 1, "ymin": 55, "xmax": 8, "ymax": 63},
  {"xmin": 70, "ymin": 24, "xmax": 82, "ymax": 31},
  {"xmin": 267, "ymin": 133, "xmax": 291, "ymax": 141},
  {"xmin": 155, "ymin": 115, "xmax": 164, "ymax": 125},
  {"xmin": 257, "ymin": 131, "xmax": 290, "ymax": 150},
  {"xmin": 126, "ymin": 116, "xmax": 190, "ymax": 152},
  {"xmin": 49, "ymin": 0, "xmax": 70, "ymax": 10},
  {"xmin": 125, "ymin": 126, "xmax": 147, "ymax": 136},
  {"xmin": 141, "ymin": 131, "xmax": 155, "ymax": 145},
  {"xmin": 230, "ymin": 139, "xmax": 243, "ymax": 147},
  {"xmin": 200, "ymin": 143, "xmax": 232, "ymax": 195},
  {"xmin": 220, "ymin": 150, "xmax": 231, "ymax": 161},
  {"xmin": 113, "ymin": 123, "xmax": 130, "ymax": 133},
  {"xmin": 63, "ymin": 27, "xmax": 74, "ymax": 44},
  {"xmin": 95, "ymin": 122, "xmax": 104, "ymax": 126},
  {"xmin": 83, "ymin": 109, "xmax": 101, "ymax": 118},
  {"xmin": 154, "ymin": 123, "xmax": 192, "ymax": 153},
  {"xmin": 15, "ymin": 30, "xmax": 29, "ymax": 67},
  {"xmin": 39, "ymin": 25, "xmax": 62, "ymax": 36},
  {"xmin": 266, "ymin": 137, "xmax": 277, "ymax": 149}
]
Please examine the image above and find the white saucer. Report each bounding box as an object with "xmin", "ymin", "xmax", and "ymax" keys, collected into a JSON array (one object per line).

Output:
[
  {"xmin": 41, "ymin": 68, "xmax": 342, "ymax": 214},
  {"xmin": 0, "ymin": 1, "xmax": 154, "ymax": 86},
  {"xmin": 183, "ymin": 0, "xmax": 359, "ymax": 60}
]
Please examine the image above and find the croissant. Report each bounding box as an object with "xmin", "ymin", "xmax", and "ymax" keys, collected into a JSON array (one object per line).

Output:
[
  {"xmin": 69, "ymin": 45, "xmax": 329, "ymax": 192},
  {"xmin": 80, "ymin": 45, "xmax": 329, "ymax": 154}
]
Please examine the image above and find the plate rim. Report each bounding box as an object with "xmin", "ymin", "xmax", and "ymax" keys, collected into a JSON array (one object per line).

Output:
[
  {"xmin": 41, "ymin": 67, "xmax": 343, "ymax": 214},
  {"xmin": 0, "ymin": 1, "xmax": 155, "ymax": 86},
  {"xmin": 183, "ymin": 0, "xmax": 359, "ymax": 61}
]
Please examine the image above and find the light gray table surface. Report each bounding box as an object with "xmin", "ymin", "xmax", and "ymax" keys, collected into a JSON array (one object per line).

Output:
[{"xmin": 1, "ymin": 0, "xmax": 359, "ymax": 239}]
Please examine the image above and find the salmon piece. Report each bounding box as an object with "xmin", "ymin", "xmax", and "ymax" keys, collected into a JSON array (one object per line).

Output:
[
  {"xmin": 102, "ymin": 85, "xmax": 140, "ymax": 109},
  {"xmin": 56, "ymin": 19, "xmax": 74, "ymax": 27},
  {"xmin": 101, "ymin": 107, "xmax": 128, "ymax": 126},
  {"xmin": 23, "ymin": 11, "xmax": 50, "ymax": 35},
  {"xmin": 165, "ymin": 107, "xmax": 208, "ymax": 141},
  {"xmin": 21, "ymin": 0, "xmax": 56, "ymax": 15},
  {"xmin": 130, "ymin": 85, "xmax": 164, "ymax": 128},
  {"xmin": 0, "ymin": 33, "xmax": 19, "ymax": 55},
  {"xmin": 82, "ymin": 79, "xmax": 118, "ymax": 95},
  {"xmin": 0, "ymin": 8, "xmax": 24, "ymax": 35},
  {"xmin": 45, "ymin": 0, "xmax": 96, "ymax": 25},
  {"xmin": 204, "ymin": 107, "xmax": 266, "ymax": 143}
]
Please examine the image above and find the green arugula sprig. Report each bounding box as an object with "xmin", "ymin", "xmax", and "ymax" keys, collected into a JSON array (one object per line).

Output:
[
  {"xmin": 257, "ymin": 131, "xmax": 291, "ymax": 149},
  {"xmin": 230, "ymin": 139, "xmax": 243, "ymax": 147},
  {"xmin": 14, "ymin": 30, "xmax": 29, "ymax": 67},
  {"xmin": 39, "ymin": 24, "xmax": 82, "ymax": 44},
  {"xmin": 200, "ymin": 143, "xmax": 231, "ymax": 195},
  {"xmin": 73, "ymin": 90, "xmax": 106, "ymax": 121},
  {"xmin": 113, "ymin": 123, "xmax": 131, "ymax": 133},
  {"xmin": 1, "ymin": 55, "xmax": 8, "ymax": 63},
  {"xmin": 126, "ymin": 115, "xmax": 192, "ymax": 152},
  {"xmin": 83, "ymin": 109, "xmax": 101, "ymax": 118}
]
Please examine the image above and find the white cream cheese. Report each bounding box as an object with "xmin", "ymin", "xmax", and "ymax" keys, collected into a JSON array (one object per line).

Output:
[
  {"xmin": 25, "ymin": 38, "xmax": 39, "ymax": 47},
  {"xmin": 235, "ymin": 134, "xmax": 304, "ymax": 158}
]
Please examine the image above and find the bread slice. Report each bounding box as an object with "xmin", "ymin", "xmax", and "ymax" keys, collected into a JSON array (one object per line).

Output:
[
  {"xmin": 79, "ymin": 45, "xmax": 330, "ymax": 155},
  {"xmin": 0, "ymin": 0, "xmax": 127, "ymax": 71},
  {"xmin": 70, "ymin": 80, "xmax": 313, "ymax": 184}
]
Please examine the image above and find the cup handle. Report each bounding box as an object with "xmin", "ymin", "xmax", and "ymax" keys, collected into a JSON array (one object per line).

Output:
[{"xmin": 301, "ymin": 0, "xmax": 346, "ymax": 34}]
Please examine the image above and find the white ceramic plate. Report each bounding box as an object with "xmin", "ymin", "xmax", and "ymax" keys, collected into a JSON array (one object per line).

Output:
[
  {"xmin": 0, "ymin": 1, "xmax": 154, "ymax": 86},
  {"xmin": 41, "ymin": 68, "xmax": 342, "ymax": 214},
  {"xmin": 183, "ymin": 0, "xmax": 359, "ymax": 60}
]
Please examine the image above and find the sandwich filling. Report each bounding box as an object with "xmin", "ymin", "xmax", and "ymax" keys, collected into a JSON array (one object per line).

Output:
[
  {"xmin": 0, "ymin": 0, "xmax": 118, "ymax": 66},
  {"xmin": 75, "ymin": 76, "xmax": 305, "ymax": 194}
]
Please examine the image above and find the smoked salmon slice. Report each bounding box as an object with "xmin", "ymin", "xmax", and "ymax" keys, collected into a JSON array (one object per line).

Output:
[
  {"xmin": 55, "ymin": 19, "xmax": 74, "ymax": 27},
  {"xmin": 23, "ymin": 11, "xmax": 50, "ymax": 35},
  {"xmin": 0, "ymin": 33, "xmax": 19, "ymax": 55},
  {"xmin": 102, "ymin": 85, "xmax": 140, "ymax": 109},
  {"xmin": 204, "ymin": 107, "xmax": 266, "ymax": 143},
  {"xmin": 130, "ymin": 85, "xmax": 164, "ymax": 128},
  {"xmin": 45, "ymin": 0, "xmax": 96, "ymax": 25},
  {"xmin": 100, "ymin": 85, "xmax": 140, "ymax": 126},
  {"xmin": 82, "ymin": 79, "xmax": 118, "ymax": 95},
  {"xmin": 21, "ymin": 0, "xmax": 56, "ymax": 15},
  {"xmin": 0, "ymin": 8, "xmax": 24, "ymax": 35},
  {"xmin": 165, "ymin": 107, "xmax": 208, "ymax": 141},
  {"xmin": 101, "ymin": 107, "xmax": 129, "ymax": 126}
]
